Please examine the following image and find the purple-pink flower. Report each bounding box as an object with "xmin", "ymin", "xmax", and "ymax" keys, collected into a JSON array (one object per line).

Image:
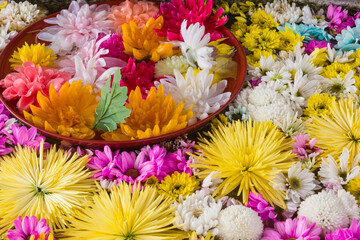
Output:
[
  {"xmin": 97, "ymin": 33, "xmax": 130, "ymax": 62},
  {"xmin": 246, "ymin": 192, "xmax": 277, "ymax": 223},
  {"xmin": 0, "ymin": 136, "xmax": 12, "ymax": 155},
  {"xmin": 7, "ymin": 216, "xmax": 50, "ymax": 240},
  {"xmin": 261, "ymin": 216, "xmax": 322, "ymax": 240},
  {"xmin": 327, "ymin": 4, "xmax": 355, "ymax": 33},
  {"xmin": 292, "ymin": 134, "xmax": 323, "ymax": 160},
  {"xmin": 10, "ymin": 125, "xmax": 50, "ymax": 150},
  {"xmin": 325, "ymin": 218, "xmax": 360, "ymax": 240},
  {"xmin": 303, "ymin": 40, "xmax": 331, "ymax": 55}
]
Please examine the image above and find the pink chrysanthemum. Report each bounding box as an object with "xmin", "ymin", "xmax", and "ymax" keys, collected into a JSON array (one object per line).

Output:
[
  {"xmin": 37, "ymin": 0, "xmax": 114, "ymax": 54},
  {"xmin": 261, "ymin": 216, "xmax": 322, "ymax": 240},
  {"xmin": 0, "ymin": 136, "xmax": 12, "ymax": 155},
  {"xmin": 7, "ymin": 216, "xmax": 50, "ymax": 240},
  {"xmin": 108, "ymin": 0, "xmax": 159, "ymax": 33},
  {"xmin": 97, "ymin": 33, "xmax": 130, "ymax": 61},
  {"xmin": 10, "ymin": 125, "xmax": 50, "ymax": 150},
  {"xmin": 120, "ymin": 57, "xmax": 155, "ymax": 97},
  {"xmin": 303, "ymin": 40, "xmax": 331, "ymax": 54},
  {"xmin": 156, "ymin": 0, "xmax": 227, "ymax": 41},
  {"xmin": 327, "ymin": 4, "xmax": 355, "ymax": 33},
  {"xmin": 246, "ymin": 192, "xmax": 277, "ymax": 223},
  {"xmin": 165, "ymin": 140, "xmax": 195, "ymax": 175},
  {"xmin": 0, "ymin": 62, "xmax": 70, "ymax": 112},
  {"xmin": 292, "ymin": 134, "xmax": 323, "ymax": 160},
  {"xmin": 325, "ymin": 218, "xmax": 360, "ymax": 240}
]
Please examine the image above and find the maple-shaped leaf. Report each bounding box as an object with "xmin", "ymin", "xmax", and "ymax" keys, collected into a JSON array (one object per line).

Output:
[{"xmin": 92, "ymin": 69, "xmax": 131, "ymax": 132}]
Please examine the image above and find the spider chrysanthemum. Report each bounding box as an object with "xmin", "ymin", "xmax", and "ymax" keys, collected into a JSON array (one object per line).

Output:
[
  {"xmin": 0, "ymin": 143, "xmax": 96, "ymax": 235},
  {"xmin": 63, "ymin": 181, "xmax": 187, "ymax": 239},
  {"xmin": 191, "ymin": 120, "xmax": 294, "ymax": 208}
]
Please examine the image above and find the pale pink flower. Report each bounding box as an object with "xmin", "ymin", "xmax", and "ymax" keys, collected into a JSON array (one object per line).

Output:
[{"xmin": 292, "ymin": 134, "xmax": 323, "ymax": 160}]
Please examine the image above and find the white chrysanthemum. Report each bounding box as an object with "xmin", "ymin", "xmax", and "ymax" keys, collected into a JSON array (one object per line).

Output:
[
  {"xmin": 264, "ymin": 0, "xmax": 301, "ymax": 24},
  {"xmin": 236, "ymin": 83, "xmax": 296, "ymax": 123},
  {"xmin": 273, "ymin": 162, "xmax": 318, "ymax": 203},
  {"xmin": 37, "ymin": 0, "xmax": 113, "ymax": 55},
  {"xmin": 158, "ymin": 68, "xmax": 231, "ymax": 125},
  {"xmin": 154, "ymin": 56, "xmax": 190, "ymax": 78},
  {"xmin": 322, "ymin": 70, "xmax": 357, "ymax": 97},
  {"xmin": 338, "ymin": 189, "xmax": 360, "ymax": 221},
  {"xmin": 99, "ymin": 179, "xmax": 116, "ymax": 189},
  {"xmin": 319, "ymin": 148, "xmax": 360, "ymax": 186},
  {"xmin": 201, "ymin": 171, "xmax": 223, "ymax": 195},
  {"xmin": 326, "ymin": 46, "xmax": 354, "ymax": 63},
  {"xmin": 282, "ymin": 200, "xmax": 300, "ymax": 218},
  {"xmin": 262, "ymin": 67, "xmax": 292, "ymax": 85},
  {"xmin": 301, "ymin": 6, "xmax": 328, "ymax": 28},
  {"xmin": 172, "ymin": 190, "xmax": 222, "ymax": 236},
  {"xmin": 248, "ymin": 55, "xmax": 279, "ymax": 80},
  {"xmin": 179, "ymin": 20, "xmax": 216, "ymax": 70},
  {"xmin": 0, "ymin": 1, "xmax": 46, "ymax": 32},
  {"xmin": 298, "ymin": 190, "xmax": 350, "ymax": 232},
  {"xmin": 274, "ymin": 112, "xmax": 307, "ymax": 138},
  {"xmin": 217, "ymin": 205, "xmax": 263, "ymax": 240},
  {"xmin": 0, "ymin": 21, "xmax": 17, "ymax": 51}
]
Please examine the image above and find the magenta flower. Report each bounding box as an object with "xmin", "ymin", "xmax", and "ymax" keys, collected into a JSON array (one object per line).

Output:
[
  {"xmin": 303, "ymin": 40, "xmax": 331, "ymax": 54},
  {"xmin": 250, "ymin": 78, "xmax": 262, "ymax": 87},
  {"xmin": 246, "ymin": 192, "xmax": 277, "ymax": 223},
  {"xmin": 0, "ymin": 136, "xmax": 13, "ymax": 155},
  {"xmin": 292, "ymin": 134, "xmax": 323, "ymax": 160},
  {"xmin": 156, "ymin": 0, "xmax": 227, "ymax": 41},
  {"xmin": 97, "ymin": 33, "xmax": 130, "ymax": 62},
  {"xmin": 261, "ymin": 216, "xmax": 322, "ymax": 240},
  {"xmin": 10, "ymin": 125, "xmax": 50, "ymax": 150},
  {"xmin": 166, "ymin": 140, "xmax": 195, "ymax": 175},
  {"xmin": 327, "ymin": 4, "xmax": 355, "ymax": 33},
  {"xmin": 7, "ymin": 216, "xmax": 50, "ymax": 240},
  {"xmin": 325, "ymin": 218, "xmax": 360, "ymax": 240}
]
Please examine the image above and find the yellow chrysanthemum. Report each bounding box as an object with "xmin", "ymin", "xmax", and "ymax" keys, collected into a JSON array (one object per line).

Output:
[
  {"xmin": 278, "ymin": 27, "xmax": 304, "ymax": 51},
  {"xmin": 102, "ymin": 85, "xmax": 193, "ymax": 140},
  {"xmin": 303, "ymin": 93, "xmax": 335, "ymax": 118},
  {"xmin": 63, "ymin": 182, "xmax": 187, "ymax": 240},
  {"xmin": 9, "ymin": 43, "xmax": 57, "ymax": 68},
  {"xmin": 321, "ymin": 62, "xmax": 353, "ymax": 79},
  {"xmin": 346, "ymin": 176, "xmax": 360, "ymax": 204},
  {"xmin": 214, "ymin": 0, "xmax": 230, "ymax": 15},
  {"xmin": 310, "ymin": 47, "xmax": 328, "ymax": 67},
  {"xmin": 191, "ymin": 120, "xmax": 294, "ymax": 208},
  {"xmin": 0, "ymin": 143, "xmax": 96, "ymax": 236},
  {"xmin": 189, "ymin": 232, "xmax": 214, "ymax": 240},
  {"xmin": 122, "ymin": 16, "xmax": 174, "ymax": 62},
  {"xmin": 306, "ymin": 96, "xmax": 360, "ymax": 161},
  {"xmin": 0, "ymin": 1, "xmax": 7, "ymax": 9},
  {"xmin": 230, "ymin": 20, "xmax": 248, "ymax": 41},
  {"xmin": 23, "ymin": 80, "xmax": 99, "ymax": 140},
  {"xmin": 251, "ymin": 10, "xmax": 279, "ymax": 29},
  {"xmin": 242, "ymin": 27, "xmax": 280, "ymax": 54},
  {"xmin": 208, "ymin": 38, "xmax": 236, "ymax": 57},
  {"xmin": 355, "ymin": 76, "xmax": 360, "ymax": 95},
  {"xmin": 35, "ymin": 233, "xmax": 55, "ymax": 240},
  {"xmin": 158, "ymin": 171, "xmax": 199, "ymax": 200}
]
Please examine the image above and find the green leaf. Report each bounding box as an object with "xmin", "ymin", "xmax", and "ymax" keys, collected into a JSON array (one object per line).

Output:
[{"xmin": 92, "ymin": 69, "xmax": 131, "ymax": 132}]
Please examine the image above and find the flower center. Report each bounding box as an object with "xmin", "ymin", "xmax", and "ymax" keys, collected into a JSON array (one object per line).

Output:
[
  {"xmin": 288, "ymin": 177, "xmax": 302, "ymax": 190},
  {"xmin": 286, "ymin": 238, "xmax": 297, "ymax": 240},
  {"xmin": 331, "ymin": 83, "xmax": 344, "ymax": 93},
  {"xmin": 193, "ymin": 209, "xmax": 204, "ymax": 218},
  {"xmin": 339, "ymin": 171, "xmax": 347, "ymax": 181},
  {"xmin": 125, "ymin": 168, "xmax": 140, "ymax": 180}
]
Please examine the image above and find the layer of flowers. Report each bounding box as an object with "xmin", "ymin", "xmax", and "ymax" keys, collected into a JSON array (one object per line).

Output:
[{"xmin": 1, "ymin": 0, "xmax": 360, "ymax": 240}]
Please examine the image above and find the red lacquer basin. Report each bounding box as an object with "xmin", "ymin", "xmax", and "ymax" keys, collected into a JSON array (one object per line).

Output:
[{"xmin": 0, "ymin": 0, "xmax": 247, "ymax": 149}]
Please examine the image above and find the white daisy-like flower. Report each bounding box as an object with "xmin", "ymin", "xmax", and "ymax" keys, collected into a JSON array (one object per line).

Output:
[
  {"xmin": 154, "ymin": 56, "xmax": 190, "ymax": 78},
  {"xmin": 273, "ymin": 162, "xmax": 318, "ymax": 203},
  {"xmin": 264, "ymin": 0, "xmax": 302, "ymax": 24},
  {"xmin": 274, "ymin": 112, "xmax": 307, "ymax": 138},
  {"xmin": 326, "ymin": 46, "xmax": 354, "ymax": 63},
  {"xmin": 337, "ymin": 189, "xmax": 360, "ymax": 222},
  {"xmin": 172, "ymin": 190, "xmax": 222, "ymax": 236},
  {"xmin": 261, "ymin": 66, "xmax": 292, "ymax": 85},
  {"xmin": 0, "ymin": 1, "xmax": 46, "ymax": 32},
  {"xmin": 217, "ymin": 205, "xmax": 263, "ymax": 240},
  {"xmin": 248, "ymin": 55, "xmax": 279, "ymax": 81},
  {"xmin": 301, "ymin": 6, "xmax": 328, "ymax": 28},
  {"xmin": 0, "ymin": 21, "xmax": 17, "ymax": 51},
  {"xmin": 37, "ymin": 0, "xmax": 113, "ymax": 55},
  {"xmin": 201, "ymin": 171, "xmax": 223, "ymax": 195},
  {"xmin": 319, "ymin": 147, "xmax": 360, "ymax": 186},
  {"xmin": 158, "ymin": 68, "xmax": 231, "ymax": 125},
  {"xmin": 297, "ymin": 190, "xmax": 350, "ymax": 232},
  {"xmin": 322, "ymin": 70, "xmax": 357, "ymax": 97},
  {"xmin": 179, "ymin": 20, "xmax": 216, "ymax": 70}
]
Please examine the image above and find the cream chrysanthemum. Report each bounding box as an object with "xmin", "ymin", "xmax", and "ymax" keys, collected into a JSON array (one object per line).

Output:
[
  {"xmin": 155, "ymin": 56, "xmax": 190, "ymax": 78},
  {"xmin": 264, "ymin": 0, "xmax": 302, "ymax": 24},
  {"xmin": 217, "ymin": 205, "xmax": 264, "ymax": 240},
  {"xmin": 158, "ymin": 67, "xmax": 231, "ymax": 125},
  {"xmin": 0, "ymin": 22, "xmax": 17, "ymax": 51}
]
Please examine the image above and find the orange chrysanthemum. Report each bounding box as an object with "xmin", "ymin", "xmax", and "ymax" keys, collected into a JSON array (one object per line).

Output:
[
  {"xmin": 102, "ymin": 85, "xmax": 193, "ymax": 140},
  {"xmin": 24, "ymin": 80, "xmax": 99, "ymax": 139},
  {"xmin": 122, "ymin": 16, "xmax": 174, "ymax": 62}
]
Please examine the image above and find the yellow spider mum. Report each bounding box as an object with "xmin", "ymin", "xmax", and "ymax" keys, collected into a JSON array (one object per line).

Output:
[
  {"xmin": 306, "ymin": 96, "xmax": 360, "ymax": 161},
  {"xmin": 0, "ymin": 143, "xmax": 96, "ymax": 236},
  {"xmin": 346, "ymin": 176, "xmax": 360, "ymax": 204},
  {"xmin": 191, "ymin": 120, "xmax": 294, "ymax": 208},
  {"xmin": 242, "ymin": 27, "xmax": 280, "ymax": 54},
  {"xmin": 189, "ymin": 232, "xmax": 214, "ymax": 240},
  {"xmin": 278, "ymin": 27, "xmax": 304, "ymax": 51},
  {"xmin": 63, "ymin": 182, "xmax": 187, "ymax": 240},
  {"xmin": 9, "ymin": 43, "xmax": 57, "ymax": 68},
  {"xmin": 251, "ymin": 10, "xmax": 279, "ymax": 29},
  {"xmin": 303, "ymin": 93, "xmax": 335, "ymax": 118},
  {"xmin": 157, "ymin": 171, "xmax": 199, "ymax": 201},
  {"xmin": 24, "ymin": 80, "xmax": 99, "ymax": 140},
  {"xmin": 102, "ymin": 85, "xmax": 193, "ymax": 140},
  {"xmin": 122, "ymin": 16, "xmax": 174, "ymax": 62}
]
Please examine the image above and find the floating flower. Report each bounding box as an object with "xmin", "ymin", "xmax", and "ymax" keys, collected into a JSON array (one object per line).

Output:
[
  {"xmin": 0, "ymin": 21, "xmax": 17, "ymax": 51},
  {"xmin": 261, "ymin": 216, "xmax": 321, "ymax": 240},
  {"xmin": 292, "ymin": 134, "xmax": 323, "ymax": 161},
  {"xmin": 191, "ymin": 120, "xmax": 293, "ymax": 208},
  {"xmin": 0, "ymin": 143, "xmax": 96, "ymax": 233},
  {"xmin": 37, "ymin": 0, "xmax": 113, "ymax": 54},
  {"xmin": 325, "ymin": 218, "xmax": 360, "ymax": 240},
  {"xmin": 64, "ymin": 182, "xmax": 187, "ymax": 239},
  {"xmin": 156, "ymin": 0, "xmax": 226, "ymax": 41},
  {"xmin": 0, "ymin": 62, "xmax": 70, "ymax": 112},
  {"xmin": 217, "ymin": 205, "xmax": 264, "ymax": 240},
  {"xmin": 24, "ymin": 80, "xmax": 99, "ymax": 140},
  {"xmin": 10, "ymin": 125, "xmax": 50, "ymax": 150},
  {"xmin": 102, "ymin": 85, "xmax": 193, "ymax": 140},
  {"xmin": 97, "ymin": 33, "xmax": 130, "ymax": 61},
  {"xmin": 158, "ymin": 68, "xmax": 230, "ymax": 125},
  {"xmin": 9, "ymin": 43, "xmax": 57, "ymax": 68},
  {"xmin": 122, "ymin": 16, "xmax": 174, "ymax": 62},
  {"xmin": 154, "ymin": 55, "xmax": 190, "ymax": 78},
  {"xmin": 7, "ymin": 216, "xmax": 51, "ymax": 240},
  {"xmin": 157, "ymin": 171, "xmax": 199, "ymax": 200},
  {"xmin": 108, "ymin": 0, "xmax": 159, "ymax": 33},
  {"xmin": 246, "ymin": 192, "xmax": 277, "ymax": 222}
]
